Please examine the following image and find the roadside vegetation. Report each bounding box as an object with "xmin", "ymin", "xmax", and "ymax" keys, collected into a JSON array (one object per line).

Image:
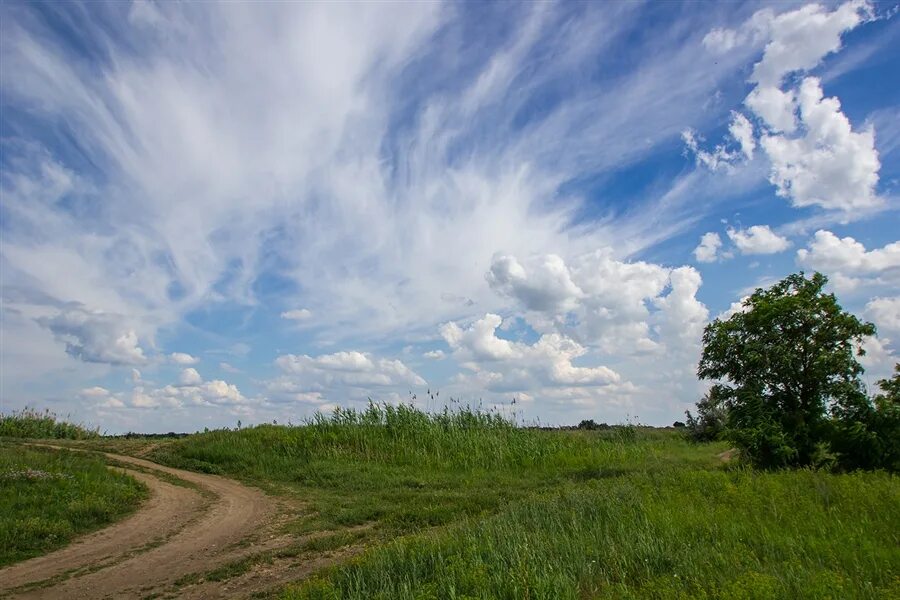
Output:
[
  {"xmin": 287, "ymin": 469, "xmax": 899, "ymax": 599},
  {"xmin": 0, "ymin": 407, "xmax": 100, "ymax": 440},
  {"xmin": 0, "ymin": 443, "xmax": 147, "ymax": 566},
  {"xmin": 150, "ymin": 405, "xmax": 718, "ymax": 536}
]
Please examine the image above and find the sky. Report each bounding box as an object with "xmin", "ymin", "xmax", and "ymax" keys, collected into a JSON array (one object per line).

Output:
[{"xmin": 1, "ymin": 0, "xmax": 898, "ymax": 433}]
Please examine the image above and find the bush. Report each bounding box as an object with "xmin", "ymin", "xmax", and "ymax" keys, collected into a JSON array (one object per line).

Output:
[
  {"xmin": 684, "ymin": 387, "xmax": 727, "ymax": 442},
  {"xmin": 576, "ymin": 419, "xmax": 609, "ymax": 431},
  {"xmin": 830, "ymin": 365, "xmax": 900, "ymax": 472}
]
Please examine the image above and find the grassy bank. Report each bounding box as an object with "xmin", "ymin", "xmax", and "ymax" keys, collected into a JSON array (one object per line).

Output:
[
  {"xmin": 0, "ymin": 444, "xmax": 147, "ymax": 566},
  {"xmin": 286, "ymin": 468, "xmax": 899, "ymax": 599},
  {"xmin": 150, "ymin": 404, "xmax": 722, "ymax": 535},
  {"xmin": 0, "ymin": 408, "xmax": 99, "ymax": 440}
]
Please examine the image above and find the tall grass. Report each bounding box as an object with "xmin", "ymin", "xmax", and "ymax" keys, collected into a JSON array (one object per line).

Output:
[
  {"xmin": 151, "ymin": 403, "xmax": 720, "ymax": 534},
  {"xmin": 0, "ymin": 444, "xmax": 147, "ymax": 566},
  {"xmin": 287, "ymin": 469, "xmax": 900, "ymax": 599},
  {"xmin": 0, "ymin": 408, "xmax": 100, "ymax": 440},
  {"xmin": 153, "ymin": 403, "xmax": 706, "ymax": 477}
]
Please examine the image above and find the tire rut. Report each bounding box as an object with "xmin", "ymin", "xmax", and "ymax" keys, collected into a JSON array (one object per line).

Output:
[{"xmin": 0, "ymin": 449, "xmax": 279, "ymax": 599}]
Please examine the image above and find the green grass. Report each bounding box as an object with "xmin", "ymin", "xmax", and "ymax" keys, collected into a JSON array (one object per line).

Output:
[
  {"xmin": 286, "ymin": 469, "xmax": 899, "ymax": 599},
  {"xmin": 0, "ymin": 408, "xmax": 100, "ymax": 440},
  {"xmin": 149, "ymin": 404, "xmax": 721, "ymax": 535},
  {"xmin": 0, "ymin": 443, "xmax": 148, "ymax": 566},
  {"xmin": 65, "ymin": 403, "xmax": 897, "ymax": 598}
]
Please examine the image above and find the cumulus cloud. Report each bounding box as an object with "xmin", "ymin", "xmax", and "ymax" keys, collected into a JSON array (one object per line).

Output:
[
  {"xmin": 796, "ymin": 230, "xmax": 900, "ymax": 292},
  {"xmin": 485, "ymin": 249, "xmax": 706, "ymax": 357},
  {"xmin": 865, "ymin": 297, "xmax": 900, "ymax": 334},
  {"xmin": 487, "ymin": 254, "xmax": 583, "ymax": 314},
  {"xmin": 694, "ymin": 232, "xmax": 723, "ymax": 263},
  {"xmin": 79, "ymin": 386, "xmax": 125, "ymax": 408},
  {"xmin": 695, "ymin": 1, "xmax": 881, "ymax": 212},
  {"xmin": 266, "ymin": 350, "xmax": 426, "ymax": 406},
  {"xmin": 423, "ymin": 350, "xmax": 445, "ymax": 360},
  {"xmin": 727, "ymin": 225, "xmax": 791, "ymax": 255},
  {"xmin": 653, "ymin": 266, "xmax": 709, "ymax": 347},
  {"xmin": 441, "ymin": 313, "xmax": 620, "ymax": 391},
  {"xmin": 761, "ymin": 77, "xmax": 880, "ymax": 211},
  {"xmin": 82, "ymin": 369, "xmax": 249, "ymax": 411},
  {"xmin": 748, "ymin": 1, "xmax": 873, "ymax": 88},
  {"xmin": 170, "ymin": 352, "xmax": 199, "ymax": 365},
  {"xmin": 281, "ymin": 309, "xmax": 312, "ymax": 321},
  {"xmin": 178, "ymin": 368, "xmax": 203, "ymax": 386},
  {"xmin": 37, "ymin": 308, "xmax": 147, "ymax": 366}
]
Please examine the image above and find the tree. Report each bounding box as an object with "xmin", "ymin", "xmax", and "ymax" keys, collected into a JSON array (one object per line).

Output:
[
  {"xmin": 697, "ymin": 272, "xmax": 875, "ymax": 468},
  {"xmin": 684, "ymin": 386, "xmax": 727, "ymax": 442},
  {"xmin": 830, "ymin": 364, "xmax": 900, "ymax": 471}
]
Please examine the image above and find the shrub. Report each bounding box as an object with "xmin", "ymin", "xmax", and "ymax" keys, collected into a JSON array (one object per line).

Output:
[{"xmin": 684, "ymin": 386, "xmax": 727, "ymax": 442}]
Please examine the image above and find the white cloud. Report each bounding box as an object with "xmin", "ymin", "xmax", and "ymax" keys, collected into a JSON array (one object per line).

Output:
[
  {"xmin": 694, "ymin": 232, "xmax": 723, "ymax": 263},
  {"xmin": 796, "ymin": 230, "xmax": 900, "ymax": 292},
  {"xmin": 486, "ymin": 249, "xmax": 705, "ymax": 357},
  {"xmin": 697, "ymin": 2, "xmax": 881, "ymax": 212},
  {"xmin": 423, "ymin": 350, "xmax": 445, "ymax": 360},
  {"xmin": 487, "ymin": 254, "xmax": 583, "ymax": 314},
  {"xmin": 37, "ymin": 307, "xmax": 147, "ymax": 366},
  {"xmin": 441, "ymin": 313, "xmax": 620, "ymax": 391},
  {"xmin": 749, "ymin": 1, "xmax": 873, "ymax": 88},
  {"xmin": 745, "ymin": 85, "xmax": 797, "ymax": 134},
  {"xmin": 859, "ymin": 335, "xmax": 897, "ymax": 385},
  {"xmin": 865, "ymin": 297, "xmax": 900, "ymax": 334},
  {"xmin": 760, "ymin": 77, "xmax": 880, "ymax": 211},
  {"xmin": 79, "ymin": 386, "xmax": 112, "ymax": 398},
  {"xmin": 682, "ymin": 111, "xmax": 758, "ymax": 171},
  {"xmin": 170, "ymin": 352, "xmax": 199, "ymax": 365},
  {"xmin": 129, "ymin": 378, "xmax": 247, "ymax": 410},
  {"xmin": 219, "ymin": 362, "xmax": 241, "ymax": 373},
  {"xmin": 281, "ymin": 309, "xmax": 312, "ymax": 321},
  {"xmin": 653, "ymin": 266, "xmax": 709, "ymax": 347},
  {"xmin": 178, "ymin": 367, "xmax": 203, "ymax": 386},
  {"xmin": 268, "ymin": 350, "xmax": 426, "ymax": 405},
  {"xmin": 729, "ymin": 112, "xmax": 756, "ymax": 159},
  {"xmin": 727, "ymin": 225, "xmax": 791, "ymax": 255}
]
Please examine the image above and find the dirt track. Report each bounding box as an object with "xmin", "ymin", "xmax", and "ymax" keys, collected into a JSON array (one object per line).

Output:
[{"xmin": 0, "ymin": 449, "xmax": 284, "ymax": 599}]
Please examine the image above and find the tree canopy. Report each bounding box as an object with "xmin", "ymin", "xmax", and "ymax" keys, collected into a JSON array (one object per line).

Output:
[{"xmin": 697, "ymin": 272, "xmax": 885, "ymax": 468}]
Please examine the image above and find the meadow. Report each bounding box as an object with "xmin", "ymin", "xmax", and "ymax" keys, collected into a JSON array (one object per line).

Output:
[
  {"xmin": 145, "ymin": 404, "xmax": 898, "ymax": 599},
  {"xmin": 0, "ymin": 443, "xmax": 147, "ymax": 566},
  {"xmin": 2, "ymin": 404, "xmax": 897, "ymax": 598}
]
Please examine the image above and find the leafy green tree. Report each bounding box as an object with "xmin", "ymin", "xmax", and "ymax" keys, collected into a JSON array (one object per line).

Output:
[
  {"xmin": 698, "ymin": 272, "xmax": 875, "ymax": 468},
  {"xmin": 684, "ymin": 385, "xmax": 727, "ymax": 442},
  {"xmin": 831, "ymin": 364, "xmax": 900, "ymax": 471}
]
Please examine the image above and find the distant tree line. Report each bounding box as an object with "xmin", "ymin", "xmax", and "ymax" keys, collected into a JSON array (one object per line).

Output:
[{"xmin": 686, "ymin": 272, "xmax": 899, "ymax": 472}]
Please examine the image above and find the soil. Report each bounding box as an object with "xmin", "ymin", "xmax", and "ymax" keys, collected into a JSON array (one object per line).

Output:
[{"xmin": 0, "ymin": 448, "xmax": 337, "ymax": 599}]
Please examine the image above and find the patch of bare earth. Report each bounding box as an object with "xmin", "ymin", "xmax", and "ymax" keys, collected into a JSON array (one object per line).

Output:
[{"xmin": 0, "ymin": 449, "xmax": 347, "ymax": 599}]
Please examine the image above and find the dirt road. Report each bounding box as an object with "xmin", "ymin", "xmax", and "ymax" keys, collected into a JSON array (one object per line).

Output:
[{"xmin": 0, "ymin": 449, "xmax": 284, "ymax": 599}]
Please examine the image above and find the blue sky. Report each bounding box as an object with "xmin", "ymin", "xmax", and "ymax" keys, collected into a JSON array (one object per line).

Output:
[{"xmin": 1, "ymin": 0, "xmax": 898, "ymax": 433}]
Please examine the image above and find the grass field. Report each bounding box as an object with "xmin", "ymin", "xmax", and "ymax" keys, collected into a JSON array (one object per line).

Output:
[
  {"xmin": 148, "ymin": 405, "xmax": 723, "ymax": 536},
  {"xmin": 4, "ymin": 404, "xmax": 898, "ymax": 598},
  {"xmin": 143, "ymin": 404, "xmax": 899, "ymax": 599},
  {"xmin": 286, "ymin": 469, "xmax": 899, "ymax": 599},
  {"xmin": 0, "ymin": 443, "xmax": 147, "ymax": 566}
]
